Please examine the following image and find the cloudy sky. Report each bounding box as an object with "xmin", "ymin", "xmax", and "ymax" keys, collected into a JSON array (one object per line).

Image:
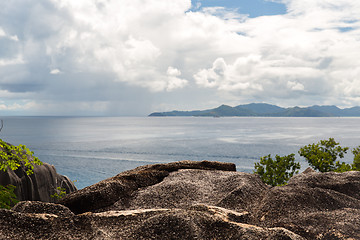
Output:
[{"xmin": 1, "ymin": 0, "xmax": 360, "ymax": 116}]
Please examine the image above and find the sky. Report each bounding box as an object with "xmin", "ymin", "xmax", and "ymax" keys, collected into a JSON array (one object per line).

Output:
[{"xmin": 0, "ymin": 0, "xmax": 360, "ymax": 116}]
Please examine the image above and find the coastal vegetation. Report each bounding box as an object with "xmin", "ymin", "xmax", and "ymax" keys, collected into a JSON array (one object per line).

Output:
[
  {"xmin": 0, "ymin": 184, "xmax": 18, "ymax": 209},
  {"xmin": 50, "ymin": 187, "xmax": 67, "ymax": 200},
  {"xmin": 0, "ymin": 139, "xmax": 43, "ymax": 209},
  {"xmin": 254, "ymin": 154, "xmax": 300, "ymax": 186},
  {"xmin": 255, "ymin": 138, "xmax": 360, "ymax": 186},
  {"xmin": 299, "ymin": 138, "xmax": 352, "ymax": 172},
  {"xmin": 0, "ymin": 139, "xmax": 42, "ymax": 175}
]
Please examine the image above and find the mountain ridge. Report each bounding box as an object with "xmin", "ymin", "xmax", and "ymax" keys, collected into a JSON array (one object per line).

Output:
[{"xmin": 149, "ymin": 103, "xmax": 360, "ymax": 117}]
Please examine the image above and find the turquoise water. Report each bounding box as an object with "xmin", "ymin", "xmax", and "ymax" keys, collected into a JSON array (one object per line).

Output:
[{"xmin": 1, "ymin": 117, "xmax": 359, "ymax": 189}]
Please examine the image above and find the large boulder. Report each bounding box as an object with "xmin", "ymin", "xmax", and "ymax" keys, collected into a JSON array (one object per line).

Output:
[
  {"xmin": 253, "ymin": 169, "xmax": 360, "ymax": 239},
  {"xmin": 123, "ymin": 169, "xmax": 268, "ymax": 214},
  {"xmin": 1, "ymin": 160, "xmax": 360, "ymax": 239},
  {"xmin": 0, "ymin": 203, "xmax": 304, "ymax": 239},
  {"xmin": 59, "ymin": 160, "xmax": 236, "ymax": 214},
  {"xmin": 12, "ymin": 201, "xmax": 74, "ymax": 217},
  {"xmin": 0, "ymin": 162, "xmax": 77, "ymax": 202}
]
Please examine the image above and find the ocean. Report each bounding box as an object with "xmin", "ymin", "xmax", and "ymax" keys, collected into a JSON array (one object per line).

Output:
[{"xmin": 1, "ymin": 116, "xmax": 359, "ymax": 189}]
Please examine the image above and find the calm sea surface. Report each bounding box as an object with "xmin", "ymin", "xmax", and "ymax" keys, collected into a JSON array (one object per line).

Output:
[{"xmin": 1, "ymin": 116, "xmax": 360, "ymax": 189}]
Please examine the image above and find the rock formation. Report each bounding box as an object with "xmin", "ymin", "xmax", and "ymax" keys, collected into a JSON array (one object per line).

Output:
[
  {"xmin": 60, "ymin": 160, "xmax": 237, "ymax": 214},
  {"xmin": 1, "ymin": 160, "xmax": 360, "ymax": 239},
  {"xmin": 254, "ymin": 168, "xmax": 360, "ymax": 239},
  {"xmin": 0, "ymin": 162, "xmax": 77, "ymax": 202}
]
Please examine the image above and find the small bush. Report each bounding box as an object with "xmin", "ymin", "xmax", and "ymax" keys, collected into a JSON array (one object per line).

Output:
[
  {"xmin": 255, "ymin": 138, "xmax": 360, "ymax": 186},
  {"xmin": 0, "ymin": 139, "xmax": 43, "ymax": 209},
  {"xmin": 0, "ymin": 185, "xmax": 19, "ymax": 209},
  {"xmin": 0, "ymin": 139, "xmax": 42, "ymax": 175},
  {"xmin": 50, "ymin": 187, "xmax": 67, "ymax": 200},
  {"xmin": 254, "ymin": 154, "xmax": 300, "ymax": 186},
  {"xmin": 298, "ymin": 138, "xmax": 350, "ymax": 172},
  {"xmin": 352, "ymin": 146, "xmax": 360, "ymax": 171}
]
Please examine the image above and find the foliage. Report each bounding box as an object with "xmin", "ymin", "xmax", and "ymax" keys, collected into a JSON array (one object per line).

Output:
[
  {"xmin": 352, "ymin": 146, "xmax": 360, "ymax": 171},
  {"xmin": 50, "ymin": 187, "xmax": 67, "ymax": 200},
  {"xmin": 0, "ymin": 185, "xmax": 19, "ymax": 209},
  {"xmin": 255, "ymin": 138, "xmax": 360, "ymax": 187},
  {"xmin": 0, "ymin": 139, "xmax": 42, "ymax": 175},
  {"xmin": 0, "ymin": 139, "xmax": 43, "ymax": 209},
  {"xmin": 254, "ymin": 154, "xmax": 300, "ymax": 186},
  {"xmin": 298, "ymin": 138, "xmax": 350, "ymax": 172}
]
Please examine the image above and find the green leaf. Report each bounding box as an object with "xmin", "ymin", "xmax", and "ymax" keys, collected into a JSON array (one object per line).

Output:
[
  {"xmin": 0, "ymin": 184, "xmax": 19, "ymax": 209},
  {"xmin": 0, "ymin": 139, "xmax": 42, "ymax": 175},
  {"xmin": 254, "ymin": 154, "xmax": 300, "ymax": 186},
  {"xmin": 299, "ymin": 138, "xmax": 349, "ymax": 172}
]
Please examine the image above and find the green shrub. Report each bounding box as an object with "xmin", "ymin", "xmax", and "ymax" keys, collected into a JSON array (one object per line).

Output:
[
  {"xmin": 0, "ymin": 139, "xmax": 43, "ymax": 209},
  {"xmin": 0, "ymin": 185, "xmax": 19, "ymax": 209},
  {"xmin": 254, "ymin": 154, "xmax": 300, "ymax": 186},
  {"xmin": 255, "ymin": 138, "xmax": 360, "ymax": 187},
  {"xmin": 352, "ymin": 146, "xmax": 360, "ymax": 171},
  {"xmin": 0, "ymin": 139, "xmax": 42, "ymax": 175},
  {"xmin": 298, "ymin": 138, "xmax": 350, "ymax": 172},
  {"xmin": 50, "ymin": 187, "xmax": 67, "ymax": 200}
]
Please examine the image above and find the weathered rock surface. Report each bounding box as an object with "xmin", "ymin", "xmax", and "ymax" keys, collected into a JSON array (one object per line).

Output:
[
  {"xmin": 0, "ymin": 162, "xmax": 77, "ymax": 202},
  {"xmin": 60, "ymin": 160, "xmax": 236, "ymax": 214},
  {"xmin": 253, "ymin": 169, "xmax": 360, "ymax": 239},
  {"xmin": 12, "ymin": 201, "xmax": 74, "ymax": 217},
  {"xmin": 0, "ymin": 205, "xmax": 304, "ymax": 240},
  {"xmin": 1, "ymin": 160, "xmax": 360, "ymax": 239}
]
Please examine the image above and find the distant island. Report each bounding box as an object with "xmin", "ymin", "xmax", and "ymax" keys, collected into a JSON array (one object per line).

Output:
[{"xmin": 149, "ymin": 103, "xmax": 360, "ymax": 117}]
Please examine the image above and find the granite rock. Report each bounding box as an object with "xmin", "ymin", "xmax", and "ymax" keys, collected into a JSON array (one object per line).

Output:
[
  {"xmin": 59, "ymin": 160, "xmax": 236, "ymax": 214},
  {"xmin": 0, "ymin": 162, "xmax": 77, "ymax": 202},
  {"xmin": 254, "ymin": 170, "xmax": 360, "ymax": 239},
  {"xmin": 0, "ymin": 204, "xmax": 304, "ymax": 240},
  {"xmin": 1, "ymin": 161, "xmax": 360, "ymax": 239}
]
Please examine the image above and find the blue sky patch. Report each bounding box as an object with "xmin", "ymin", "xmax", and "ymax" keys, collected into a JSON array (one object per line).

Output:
[
  {"xmin": 191, "ymin": 0, "xmax": 287, "ymax": 17},
  {"xmin": 337, "ymin": 27, "xmax": 355, "ymax": 32}
]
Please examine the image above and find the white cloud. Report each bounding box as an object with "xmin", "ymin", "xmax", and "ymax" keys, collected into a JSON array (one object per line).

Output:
[
  {"xmin": 1, "ymin": 0, "xmax": 360, "ymax": 115},
  {"xmin": 0, "ymin": 55, "xmax": 24, "ymax": 66},
  {"xmin": 167, "ymin": 67, "xmax": 182, "ymax": 77},
  {"xmin": 192, "ymin": 0, "xmax": 360, "ymax": 106},
  {"xmin": 50, "ymin": 69, "xmax": 61, "ymax": 74},
  {"xmin": 0, "ymin": 28, "xmax": 5, "ymax": 37},
  {"xmin": 165, "ymin": 66, "xmax": 188, "ymax": 91},
  {"xmin": 0, "ymin": 27, "xmax": 19, "ymax": 41},
  {"xmin": 0, "ymin": 101, "xmax": 36, "ymax": 111},
  {"xmin": 287, "ymin": 81, "xmax": 305, "ymax": 91},
  {"xmin": 194, "ymin": 58, "xmax": 226, "ymax": 88},
  {"xmin": 201, "ymin": 7, "xmax": 248, "ymax": 21}
]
